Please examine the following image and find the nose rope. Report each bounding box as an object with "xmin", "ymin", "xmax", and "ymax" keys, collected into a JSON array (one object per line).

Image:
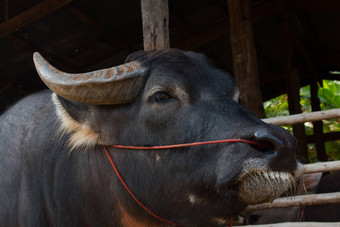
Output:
[
  {"xmin": 104, "ymin": 139, "xmax": 268, "ymax": 226},
  {"xmin": 104, "ymin": 145, "xmax": 183, "ymax": 226},
  {"xmin": 109, "ymin": 138, "xmax": 268, "ymax": 150}
]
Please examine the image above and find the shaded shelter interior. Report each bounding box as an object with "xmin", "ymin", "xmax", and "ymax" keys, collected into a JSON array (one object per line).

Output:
[{"xmin": 0, "ymin": 0, "xmax": 339, "ymax": 162}]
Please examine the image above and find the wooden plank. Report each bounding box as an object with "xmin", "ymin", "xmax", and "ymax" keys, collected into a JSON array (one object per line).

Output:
[
  {"xmin": 307, "ymin": 131, "xmax": 340, "ymax": 143},
  {"xmin": 304, "ymin": 160, "xmax": 340, "ymax": 174},
  {"xmin": 227, "ymin": 0, "xmax": 265, "ymax": 118},
  {"xmin": 141, "ymin": 0, "xmax": 169, "ymax": 50},
  {"xmin": 287, "ymin": 69, "xmax": 309, "ymax": 163},
  {"xmin": 246, "ymin": 192, "xmax": 340, "ymax": 212},
  {"xmin": 243, "ymin": 222, "xmax": 340, "ymax": 227},
  {"xmin": 0, "ymin": 0, "xmax": 73, "ymax": 39},
  {"xmin": 262, "ymin": 109, "xmax": 340, "ymax": 126}
]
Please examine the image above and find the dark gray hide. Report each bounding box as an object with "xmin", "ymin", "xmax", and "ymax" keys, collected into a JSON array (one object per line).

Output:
[
  {"xmin": 0, "ymin": 49, "xmax": 300, "ymax": 227},
  {"xmin": 244, "ymin": 171, "xmax": 340, "ymax": 224}
]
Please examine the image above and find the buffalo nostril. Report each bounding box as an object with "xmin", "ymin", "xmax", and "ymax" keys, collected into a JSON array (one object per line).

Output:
[
  {"xmin": 254, "ymin": 128, "xmax": 297, "ymax": 171},
  {"xmin": 248, "ymin": 139, "xmax": 276, "ymax": 155},
  {"xmin": 255, "ymin": 131, "xmax": 284, "ymax": 154},
  {"xmin": 253, "ymin": 131, "xmax": 282, "ymax": 155}
]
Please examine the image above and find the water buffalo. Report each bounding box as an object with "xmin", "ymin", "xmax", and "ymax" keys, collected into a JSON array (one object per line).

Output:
[
  {"xmin": 0, "ymin": 49, "xmax": 301, "ymax": 226},
  {"xmin": 244, "ymin": 171, "xmax": 340, "ymax": 224}
]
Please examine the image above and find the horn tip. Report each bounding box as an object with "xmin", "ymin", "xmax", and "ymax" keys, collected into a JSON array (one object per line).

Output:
[
  {"xmin": 33, "ymin": 52, "xmax": 43, "ymax": 64},
  {"xmin": 33, "ymin": 51, "xmax": 41, "ymax": 58},
  {"xmin": 33, "ymin": 52, "xmax": 42, "ymax": 59}
]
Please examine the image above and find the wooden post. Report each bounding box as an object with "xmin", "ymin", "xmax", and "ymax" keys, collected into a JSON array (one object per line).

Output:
[
  {"xmin": 311, "ymin": 82, "xmax": 328, "ymax": 161},
  {"xmin": 287, "ymin": 69, "xmax": 309, "ymax": 163},
  {"xmin": 227, "ymin": 0, "xmax": 265, "ymax": 118},
  {"xmin": 275, "ymin": 0, "xmax": 327, "ymax": 162},
  {"xmin": 141, "ymin": 0, "xmax": 170, "ymax": 50},
  {"xmin": 282, "ymin": 23, "xmax": 309, "ymax": 163}
]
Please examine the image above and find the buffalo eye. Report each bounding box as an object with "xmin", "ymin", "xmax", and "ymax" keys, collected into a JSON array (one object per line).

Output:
[
  {"xmin": 238, "ymin": 97, "xmax": 243, "ymax": 105},
  {"xmin": 149, "ymin": 91, "xmax": 174, "ymax": 103}
]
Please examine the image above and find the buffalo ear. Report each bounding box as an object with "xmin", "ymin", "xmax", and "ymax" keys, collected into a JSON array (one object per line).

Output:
[
  {"xmin": 56, "ymin": 95, "xmax": 89, "ymax": 123},
  {"xmin": 52, "ymin": 94, "xmax": 100, "ymax": 149},
  {"xmin": 33, "ymin": 52, "xmax": 145, "ymax": 105}
]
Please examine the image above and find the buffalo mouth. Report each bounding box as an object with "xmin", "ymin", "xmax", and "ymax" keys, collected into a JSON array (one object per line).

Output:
[
  {"xmin": 223, "ymin": 159, "xmax": 303, "ymax": 205},
  {"xmin": 237, "ymin": 170, "xmax": 295, "ymax": 204}
]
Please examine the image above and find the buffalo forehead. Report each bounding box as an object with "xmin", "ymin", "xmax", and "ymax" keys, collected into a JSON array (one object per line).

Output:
[{"xmin": 146, "ymin": 62, "xmax": 238, "ymax": 99}]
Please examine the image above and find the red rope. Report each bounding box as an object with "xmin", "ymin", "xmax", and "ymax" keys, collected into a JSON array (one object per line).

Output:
[
  {"xmin": 104, "ymin": 146, "xmax": 184, "ymax": 226},
  {"xmin": 297, "ymin": 207, "xmax": 305, "ymax": 222},
  {"xmin": 104, "ymin": 139, "xmax": 267, "ymax": 226},
  {"xmin": 109, "ymin": 138, "xmax": 267, "ymax": 150}
]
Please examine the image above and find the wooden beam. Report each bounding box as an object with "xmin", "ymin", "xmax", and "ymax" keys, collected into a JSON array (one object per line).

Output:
[
  {"xmin": 304, "ymin": 160, "xmax": 340, "ymax": 173},
  {"xmin": 228, "ymin": 0, "xmax": 265, "ymax": 118},
  {"xmin": 173, "ymin": 0, "xmax": 288, "ymax": 51},
  {"xmin": 251, "ymin": 0, "xmax": 290, "ymax": 22},
  {"xmin": 141, "ymin": 0, "xmax": 170, "ymax": 50},
  {"xmin": 307, "ymin": 131, "xmax": 340, "ymax": 143},
  {"xmin": 0, "ymin": 0, "xmax": 73, "ymax": 39},
  {"xmin": 286, "ymin": 69, "xmax": 309, "ymax": 163},
  {"xmin": 311, "ymin": 86, "xmax": 328, "ymax": 162},
  {"xmin": 246, "ymin": 192, "xmax": 340, "ymax": 212},
  {"xmin": 262, "ymin": 109, "xmax": 340, "ymax": 126},
  {"xmin": 66, "ymin": 5, "xmax": 132, "ymax": 51},
  {"xmin": 169, "ymin": 10, "xmax": 191, "ymax": 36},
  {"xmin": 169, "ymin": 9, "xmax": 227, "ymax": 68},
  {"xmin": 243, "ymin": 222, "xmax": 340, "ymax": 227},
  {"xmin": 174, "ymin": 21, "xmax": 229, "ymax": 50},
  {"xmin": 281, "ymin": 25, "xmax": 309, "ymax": 163},
  {"xmin": 275, "ymin": 3, "xmax": 321, "ymax": 82},
  {"xmin": 5, "ymin": 0, "xmax": 8, "ymax": 21},
  {"xmin": 294, "ymin": 0, "xmax": 340, "ymax": 11},
  {"xmin": 275, "ymin": 0, "xmax": 327, "ymax": 161}
]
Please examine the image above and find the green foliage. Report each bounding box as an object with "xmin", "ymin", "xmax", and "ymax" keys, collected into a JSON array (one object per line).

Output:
[
  {"xmin": 263, "ymin": 95, "xmax": 292, "ymax": 132},
  {"xmin": 318, "ymin": 80, "xmax": 340, "ymax": 110},
  {"xmin": 263, "ymin": 94, "xmax": 289, "ymax": 117},
  {"xmin": 318, "ymin": 80, "xmax": 340, "ymax": 161},
  {"xmin": 263, "ymin": 80, "xmax": 340, "ymax": 162}
]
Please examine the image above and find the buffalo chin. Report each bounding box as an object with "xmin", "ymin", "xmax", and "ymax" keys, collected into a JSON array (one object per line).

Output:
[{"xmin": 237, "ymin": 170, "xmax": 295, "ymax": 204}]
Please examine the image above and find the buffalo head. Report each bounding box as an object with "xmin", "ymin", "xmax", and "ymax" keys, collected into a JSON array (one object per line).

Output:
[{"xmin": 31, "ymin": 49, "xmax": 301, "ymax": 226}]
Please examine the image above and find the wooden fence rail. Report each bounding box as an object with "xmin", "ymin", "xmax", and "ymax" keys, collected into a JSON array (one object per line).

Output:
[
  {"xmin": 246, "ymin": 192, "xmax": 340, "ymax": 212},
  {"xmin": 303, "ymin": 160, "xmax": 340, "ymax": 173},
  {"xmin": 262, "ymin": 108, "xmax": 340, "ymax": 126},
  {"xmin": 245, "ymin": 161, "xmax": 340, "ymax": 213},
  {"xmin": 244, "ymin": 109, "xmax": 340, "ymax": 224},
  {"xmin": 243, "ymin": 222, "xmax": 340, "ymax": 227}
]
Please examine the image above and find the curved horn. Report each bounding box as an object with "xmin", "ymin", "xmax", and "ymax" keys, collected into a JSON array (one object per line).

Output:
[{"xmin": 33, "ymin": 52, "xmax": 145, "ymax": 105}]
